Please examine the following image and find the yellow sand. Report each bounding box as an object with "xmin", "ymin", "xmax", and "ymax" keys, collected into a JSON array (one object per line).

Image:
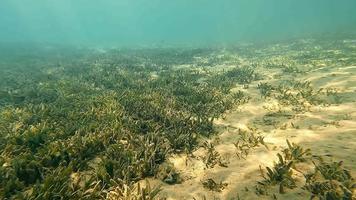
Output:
[{"xmin": 148, "ymin": 64, "xmax": 356, "ymax": 199}]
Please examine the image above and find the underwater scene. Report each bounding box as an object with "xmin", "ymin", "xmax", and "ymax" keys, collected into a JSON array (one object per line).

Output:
[{"xmin": 1, "ymin": 1, "xmax": 356, "ymax": 200}]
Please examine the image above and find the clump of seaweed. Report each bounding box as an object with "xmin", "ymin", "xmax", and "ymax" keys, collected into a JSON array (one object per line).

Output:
[
  {"xmin": 282, "ymin": 139, "xmax": 311, "ymax": 163},
  {"xmin": 155, "ymin": 162, "xmax": 181, "ymax": 185},
  {"xmin": 256, "ymin": 153, "xmax": 297, "ymax": 195},
  {"xmin": 255, "ymin": 140, "xmax": 312, "ymax": 196},
  {"xmin": 233, "ymin": 128, "xmax": 267, "ymax": 159},
  {"xmin": 255, "ymin": 140, "xmax": 356, "ymax": 199},
  {"xmin": 105, "ymin": 180, "xmax": 162, "ymax": 200},
  {"xmin": 224, "ymin": 66, "xmax": 260, "ymax": 85},
  {"xmin": 282, "ymin": 66, "xmax": 305, "ymax": 74},
  {"xmin": 303, "ymin": 160, "xmax": 356, "ymax": 200},
  {"xmin": 259, "ymin": 80, "xmax": 341, "ymax": 113},
  {"xmin": 202, "ymin": 178, "xmax": 228, "ymax": 192},
  {"xmin": 202, "ymin": 141, "xmax": 229, "ymax": 168},
  {"xmin": 257, "ymin": 82, "xmax": 275, "ymax": 98}
]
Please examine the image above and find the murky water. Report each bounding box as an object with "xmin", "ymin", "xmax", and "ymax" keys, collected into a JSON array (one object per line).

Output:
[{"xmin": 1, "ymin": 0, "xmax": 356, "ymax": 47}]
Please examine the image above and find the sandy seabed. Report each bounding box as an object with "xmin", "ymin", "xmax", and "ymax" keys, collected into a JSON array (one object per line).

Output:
[
  {"xmin": 150, "ymin": 40, "xmax": 356, "ymax": 200},
  {"xmin": 1, "ymin": 39, "xmax": 355, "ymax": 200}
]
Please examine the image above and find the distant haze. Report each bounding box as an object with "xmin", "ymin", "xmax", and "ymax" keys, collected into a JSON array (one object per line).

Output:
[{"xmin": 1, "ymin": 0, "xmax": 356, "ymax": 47}]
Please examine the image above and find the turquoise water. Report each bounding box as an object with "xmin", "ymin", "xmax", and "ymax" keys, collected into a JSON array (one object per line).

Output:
[
  {"xmin": 1, "ymin": 1, "xmax": 356, "ymax": 199},
  {"xmin": 1, "ymin": 0, "xmax": 356, "ymax": 47}
]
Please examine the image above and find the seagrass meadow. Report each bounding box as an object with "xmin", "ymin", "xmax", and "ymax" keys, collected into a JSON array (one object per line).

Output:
[{"xmin": 0, "ymin": 38, "xmax": 355, "ymax": 199}]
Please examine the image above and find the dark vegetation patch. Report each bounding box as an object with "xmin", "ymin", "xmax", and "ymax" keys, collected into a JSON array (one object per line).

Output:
[
  {"xmin": 0, "ymin": 47, "xmax": 248, "ymax": 199},
  {"xmin": 257, "ymin": 80, "xmax": 342, "ymax": 113}
]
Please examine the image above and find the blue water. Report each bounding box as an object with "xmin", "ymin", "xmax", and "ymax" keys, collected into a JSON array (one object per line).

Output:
[{"xmin": 1, "ymin": 0, "xmax": 356, "ymax": 47}]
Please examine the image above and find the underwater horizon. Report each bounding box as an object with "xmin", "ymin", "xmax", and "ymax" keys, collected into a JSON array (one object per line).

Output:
[
  {"xmin": 1, "ymin": 1, "xmax": 356, "ymax": 200},
  {"xmin": 1, "ymin": 0, "xmax": 356, "ymax": 47}
]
